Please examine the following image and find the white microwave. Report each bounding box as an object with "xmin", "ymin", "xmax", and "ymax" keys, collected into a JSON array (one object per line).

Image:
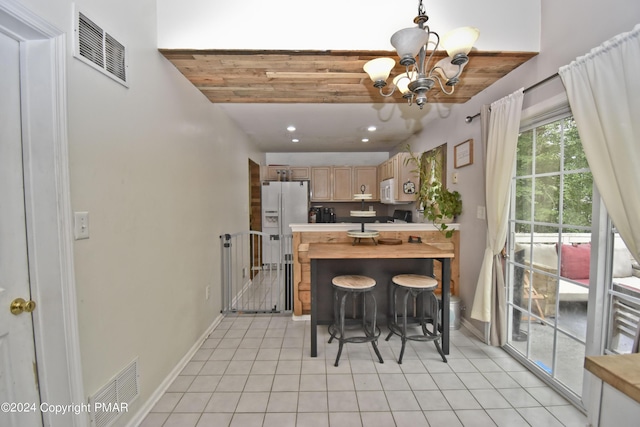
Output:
[
  {"xmin": 380, "ymin": 178, "xmax": 393, "ymax": 204},
  {"xmin": 380, "ymin": 178, "xmax": 410, "ymax": 205}
]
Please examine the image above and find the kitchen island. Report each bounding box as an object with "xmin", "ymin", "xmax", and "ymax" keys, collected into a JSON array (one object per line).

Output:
[
  {"xmin": 585, "ymin": 353, "xmax": 640, "ymax": 425},
  {"xmin": 307, "ymin": 241, "xmax": 455, "ymax": 357},
  {"xmin": 290, "ymin": 223, "xmax": 460, "ymax": 316}
]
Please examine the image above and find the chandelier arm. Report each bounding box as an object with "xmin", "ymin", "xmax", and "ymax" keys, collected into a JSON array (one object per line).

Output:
[
  {"xmin": 431, "ymin": 74, "xmax": 455, "ymax": 95},
  {"xmin": 420, "ymin": 31, "xmax": 440, "ymax": 74},
  {"xmin": 432, "ymin": 62, "xmax": 463, "ymax": 81},
  {"xmin": 407, "ymin": 93, "xmax": 415, "ymax": 107},
  {"xmin": 379, "ymin": 85, "xmax": 397, "ymax": 97}
]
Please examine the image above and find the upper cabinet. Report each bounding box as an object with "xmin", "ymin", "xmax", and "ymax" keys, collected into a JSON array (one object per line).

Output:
[
  {"xmin": 261, "ymin": 156, "xmax": 421, "ymax": 203},
  {"xmin": 264, "ymin": 163, "xmax": 381, "ymax": 202},
  {"xmin": 310, "ymin": 166, "xmax": 379, "ymax": 202},
  {"xmin": 310, "ymin": 166, "xmax": 332, "ymax": 201},
  {"xmin": 263, "ymin": 166, "xmax": 310, "ymax": 181},
  {"xmin": 289, "ymin": 167, "xmax": 311, "ymax": 180},
  {"xmin": 332, "ymin": 167, "xmax": 353, "ymax": 201},
  {"xmin": 378, "ymin": 157, "xmax": 397, "ymax": 181},
  {"xmin": 353, "ymin": 166, "xmax": 378, "ymax": 199}
]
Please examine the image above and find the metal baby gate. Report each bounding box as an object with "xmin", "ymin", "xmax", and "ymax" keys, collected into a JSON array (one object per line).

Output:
[{"xmin": 220, "ymin": 231, "xmax": 293, "ymax": 314}]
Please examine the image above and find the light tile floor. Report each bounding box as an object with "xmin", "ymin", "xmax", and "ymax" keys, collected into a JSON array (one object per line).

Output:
[{"xmin": 140, "ymin": 314, "xmax": 589, "ymax": 427}]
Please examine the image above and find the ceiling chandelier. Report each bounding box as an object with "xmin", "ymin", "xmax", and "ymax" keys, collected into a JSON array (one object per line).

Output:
[{"xmin": 363, "ymin": 0, "xmax": 479, "ymax": 109}]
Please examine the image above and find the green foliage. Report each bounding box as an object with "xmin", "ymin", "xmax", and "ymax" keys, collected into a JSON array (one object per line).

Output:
[
  {"xmin": 405, "ymin": 144, "xmax": 462, "ymax": 238},
  {"xmin": 514, "ymin": 117, "xmax": 592, "ymax": 233}
]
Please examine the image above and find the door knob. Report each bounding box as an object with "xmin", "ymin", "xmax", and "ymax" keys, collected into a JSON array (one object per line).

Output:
[{"xmin": 10, "ymin": 298, "xmax": 36, "ymax": 315}]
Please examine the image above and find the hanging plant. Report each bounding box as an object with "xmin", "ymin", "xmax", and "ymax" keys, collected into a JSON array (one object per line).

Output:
[{"xmin": 405, "ymin": 144, "xmax": 462, "ymax": 238}]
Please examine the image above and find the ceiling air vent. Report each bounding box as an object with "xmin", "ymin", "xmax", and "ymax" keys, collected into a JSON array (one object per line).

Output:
[{"xmin": 74, "ymin": 9, "xmax": 128, "ymax": 87}]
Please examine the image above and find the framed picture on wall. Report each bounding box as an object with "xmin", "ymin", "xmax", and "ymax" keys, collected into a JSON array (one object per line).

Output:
[
  {"xmin": 454, "ymin": 139, "xmax": 473, "ymax": 168},
  {"xmin": 421, "ymin": 143, "xmax": 447, "ymax": 190}
]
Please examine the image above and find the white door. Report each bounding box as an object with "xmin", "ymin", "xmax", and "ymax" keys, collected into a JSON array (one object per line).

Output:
[{"xmin": 0, "ymin": 31, "xmax": 43, "ymax": 426}]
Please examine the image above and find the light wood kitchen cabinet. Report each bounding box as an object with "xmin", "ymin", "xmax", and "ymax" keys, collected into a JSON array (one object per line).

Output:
[
  {"xmin": 332, "ymin": 166, "xmax": 353, "ymax": 201},
  {"xmin": 264, "ymin": 165, "xmax": 310, "ymax": 181},
  {"xmin": 395, "ymin": 152, "xmax": 419, "ymax": 203},
  {"xmin": 378, "ymin": 157, "xmax": 397, "ymax": 181},
  {"xmin": 353, "ymin": 166, "xmax": 379, "ymax": 200},
  {"xmin": 378, "ymin": 160, "xmax": 388, "ymax": 181},
  {"xmin": 264, "ymin": 166, "xmax": 285, "ymax": 181},
  {"xmin": 306, "ymin": 165, "xmax": 380, "ymax": 202},
  {"xmin": 310, "ymin": 167, "xmax": 332, "ymax": 201},
  {"xmin": 289, "ymin": 166, "xmax": 310, "ymax": 180},
  {"xmin": 311, "ymin": 166, "xmax": 353, "ymax": 201}
]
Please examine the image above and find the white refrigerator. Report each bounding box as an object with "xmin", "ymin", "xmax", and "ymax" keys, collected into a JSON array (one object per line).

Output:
[{"xmin": 261, "ymin": 180, "xmax": 309, "ymax": 265}]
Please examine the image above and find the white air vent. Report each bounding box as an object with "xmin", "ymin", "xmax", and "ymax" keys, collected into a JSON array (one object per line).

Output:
[
  {"xmin": 89, "ymin": 358, "xmax": 139, "ymax": 427},
  {"xmin": 74, "ymin": 8, "xmax": 128, "ymax": 87}
]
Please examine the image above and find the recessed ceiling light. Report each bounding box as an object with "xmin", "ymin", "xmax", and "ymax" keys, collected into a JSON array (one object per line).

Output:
[
  {"xmin": 287, "ymin": 125, "xmax": 296, "ymax": 132},
  {"xmin": 292, "ymin": 138, "xmax": 300, "ymax": 143},
  {"xmin": 361, "ymin": 138, "xmax": 369, "ymax": 143},
  {"xmin": 367, "ymin": 126, "xmax": 377, "ymax": 132}
]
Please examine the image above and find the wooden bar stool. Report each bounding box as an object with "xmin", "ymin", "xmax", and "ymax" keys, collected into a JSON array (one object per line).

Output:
[
  {"xmin": 327, "ymin": 275, "xmax": 384, "ymax": 367},
  {"xmin": 386, "ymin": 274, "xmax": 447, "ymax": 364}
]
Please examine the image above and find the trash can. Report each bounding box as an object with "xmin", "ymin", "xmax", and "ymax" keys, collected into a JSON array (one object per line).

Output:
[{"xmin": 438, "ymin": 295, "xmax": 462, "ymax": 330}]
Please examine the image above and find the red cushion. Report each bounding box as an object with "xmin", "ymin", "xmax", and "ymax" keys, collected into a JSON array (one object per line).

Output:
[{"xmin": 558, "ymin": 243, "xmax": 591, "ymax": 280}]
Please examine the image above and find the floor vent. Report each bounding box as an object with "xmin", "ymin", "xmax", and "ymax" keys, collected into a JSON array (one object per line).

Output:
[
  {"xmin": 89, "ymin": 358, "xmax": 139, "ymax": 427},
  {"xmin": 74, "ymin": 8, "xmax": 128, "ymax": 87}
]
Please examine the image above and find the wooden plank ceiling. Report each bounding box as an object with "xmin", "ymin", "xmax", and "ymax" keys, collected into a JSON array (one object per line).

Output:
[{"xmin": 160, "ymin": 49, "xmax": 537, "ymax": 104}]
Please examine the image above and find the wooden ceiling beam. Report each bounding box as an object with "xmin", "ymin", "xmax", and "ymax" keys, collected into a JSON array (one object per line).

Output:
[{"xmin": 160, "ymin": 49, "xmax": 537, "ymax": 104}]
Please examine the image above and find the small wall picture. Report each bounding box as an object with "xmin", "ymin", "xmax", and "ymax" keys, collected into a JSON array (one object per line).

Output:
[
  {"xmin": 454, "ymin": 139, "xmax": 473, "ymax": 168},
  {"xmin": 403, "ymin": 181, "xmax": 416, "ymax": 194}
]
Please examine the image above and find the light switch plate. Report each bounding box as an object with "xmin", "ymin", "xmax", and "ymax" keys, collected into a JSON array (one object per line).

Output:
[
  {"xmin": 74, "ymin": 211, "xmax": 90, "ymax": 240},
  {"xmin": 476, "ymin": 206, "xmax": 486, "ymax": 220}
]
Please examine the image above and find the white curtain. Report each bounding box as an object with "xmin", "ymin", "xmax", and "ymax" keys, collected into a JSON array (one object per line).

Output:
[
  {"xmin": 559, "ymin": 24, "xmax": 640, "ymax": 263},
  {"xmin": 471, "ymin": 89, "xmax": 524, "ymax": 345}
]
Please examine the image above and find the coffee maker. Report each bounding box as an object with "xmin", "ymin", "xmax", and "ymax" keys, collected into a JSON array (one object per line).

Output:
[
  {"xmin": 309, "ymin": 206, "xmax": 322, "ymax": 223},
  {"xmin": 328, "ymin": 208, "xmax": 336, "ymax": 223}
]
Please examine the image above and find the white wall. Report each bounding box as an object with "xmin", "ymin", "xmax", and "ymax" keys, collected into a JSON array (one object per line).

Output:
[
  {"xmin": 14, "ymin": 0, "xmax": 263, "ymax": 425},
  {"xmin": 157, "ymin": 0, "xmax": 540, "ymax": 51},
  {"xmin": 395, "ymin": 0, "xmax": 640, "ymax": 335}
]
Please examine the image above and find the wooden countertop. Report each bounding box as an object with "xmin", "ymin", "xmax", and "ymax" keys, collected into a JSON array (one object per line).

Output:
[
  {"xmin": 585, "ymin": 353, "xmax": 640, "ymax": 404},
  {"xmin": 307, "ymin": 242, "xmax": 454, "ymax": 260},
  {"xmin": 290, "ymin": 223, "xmax": 460, "ymax": 233}
]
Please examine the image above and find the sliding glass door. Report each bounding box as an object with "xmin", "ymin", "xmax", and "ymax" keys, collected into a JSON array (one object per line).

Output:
[{"xmin": 505, "ymin": 114, "xmax": 595, "ymax": 405}]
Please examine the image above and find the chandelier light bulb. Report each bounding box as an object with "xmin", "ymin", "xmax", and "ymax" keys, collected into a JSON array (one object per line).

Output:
[
  {"xmin": 391, "ymin": 27, "xmax": 429, "ymax": 66},
  {"xmin": 393, "ymin": 72, "xmax": 416, "ymax": 95},
  {"xmin": 363, "ymin": 58, "xmax": 396, "ymax": 87},
  {"xmin": 434, "ymin": 57, "xmax": 466, "ymax": 86},
  {"xmin": 441, "ymin": 27, "xmax": 480, "ymax": 59}
]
